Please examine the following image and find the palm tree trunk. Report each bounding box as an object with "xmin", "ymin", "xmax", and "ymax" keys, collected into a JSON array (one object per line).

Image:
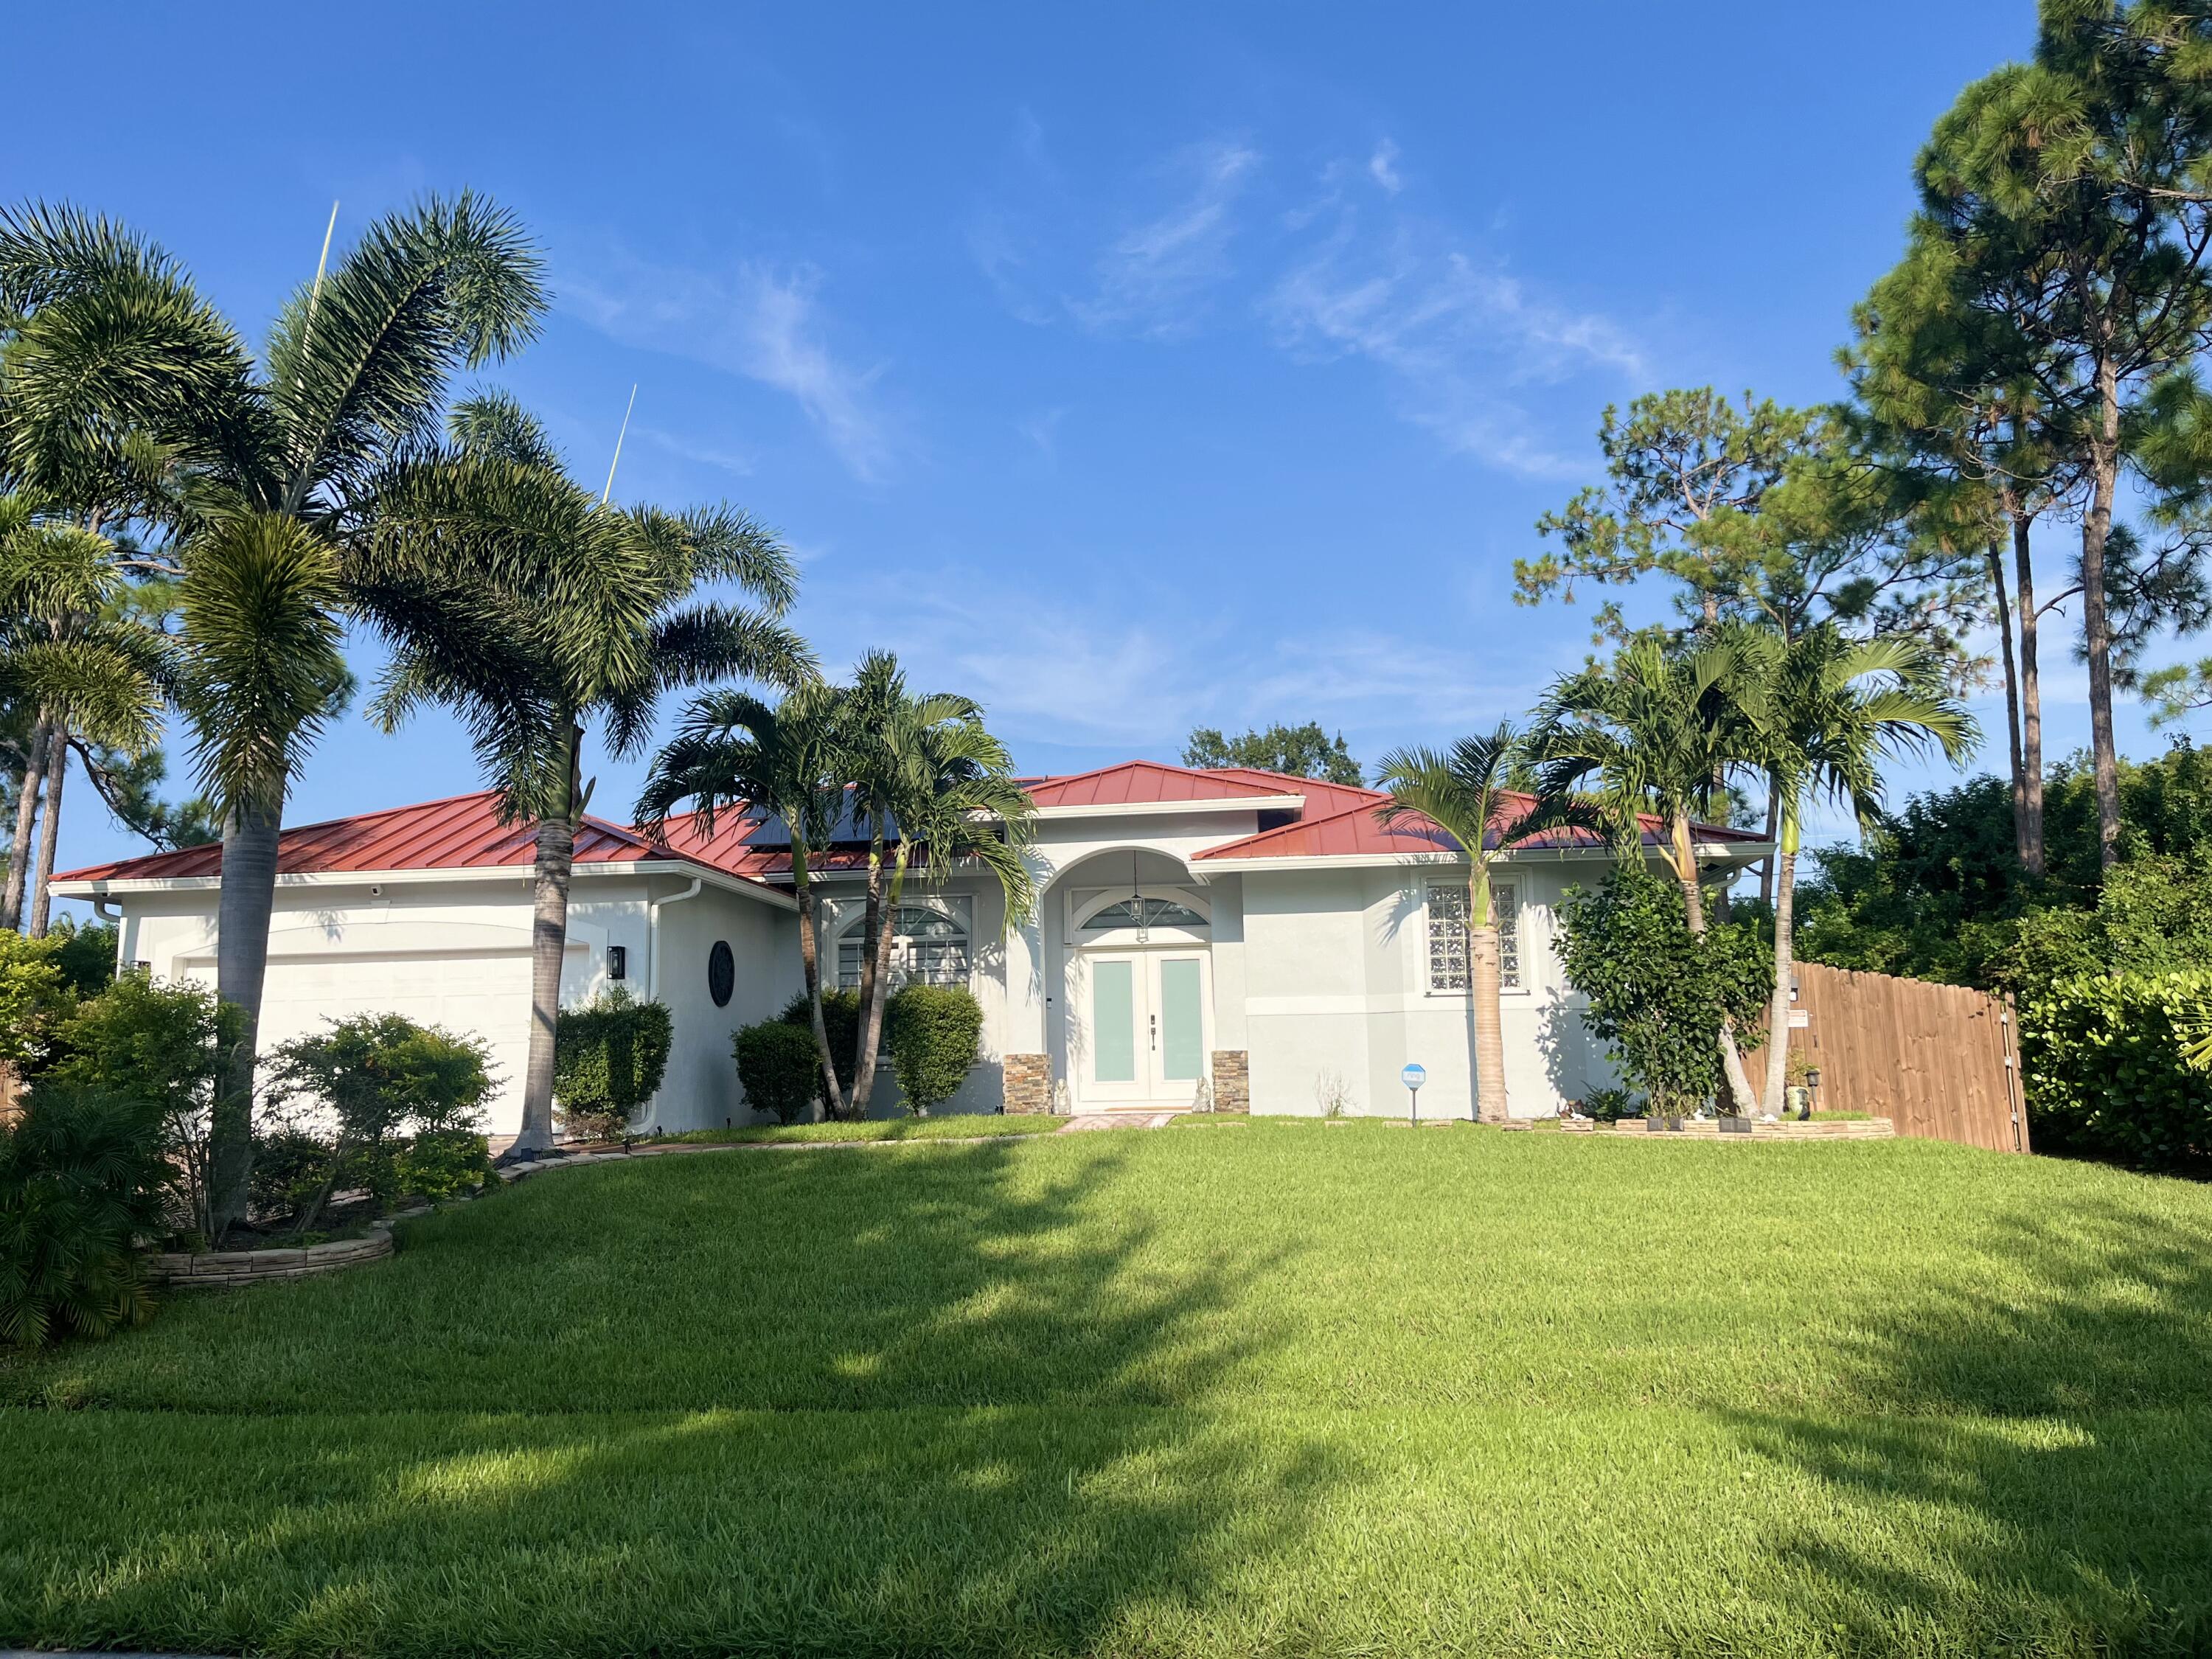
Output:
[
  {"xmin": 2, "ymin": 718, "xmax": 49, "ymax": 932},
  {"xmin": 27, "ymin": 717, "xmax": 68, "ymax": 938},
  {"xmin": 209, "ymin": 801, "xmax": 282, "ymax": 1241},
  {"xmin": 853, "ymin": 843, "xmax": 910, "ymax": 1117},
  {"xmin": 1674, "ymin": 811, "xmax": 1756, "ymax": 1113},
  {"xmin": 1470, "ymin": 923, "xmax": 1509, "ymax": 1122},
  {"xmin": 1756, "ymin": 779, "xmax": 1778, "ymax": 908},
  {"xmin": 1760, "ymin": 810, "xmax": 1800, "ymax": 1116},
  {"xmin": 2014, "ymin": 512, "xmax": 2045, "ymax": 877},
  {"xmin": 510, "ymin": 722, "xmax": 581, "ymax": 1160},
  {"xmin": 851, "ymin": 832, "xmax": 886, "ymax": 1114},
  {"xmin": 790, "ymin": 844, "xmax": 846, "ymax": 1120}
]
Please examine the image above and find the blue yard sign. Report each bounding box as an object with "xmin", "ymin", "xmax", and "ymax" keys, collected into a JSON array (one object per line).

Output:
[{"xmin": 1402, "ymin": 1062, "xmax": 1425, "ymax": 1125}]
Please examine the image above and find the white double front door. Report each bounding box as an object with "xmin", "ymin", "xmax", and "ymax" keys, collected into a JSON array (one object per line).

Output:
[{"xmin": 1069, "ymin": 947, "xmax": 1211, "ymax": 1108}]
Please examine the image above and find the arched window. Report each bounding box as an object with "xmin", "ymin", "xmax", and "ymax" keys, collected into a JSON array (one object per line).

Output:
[
  {"xmin": 835, "ymin": 905, "xmax": 970, "ymax": 991},
  {"xmin": 1079, "ymin": 896, "xmax": 1209, "ymax": 933}
]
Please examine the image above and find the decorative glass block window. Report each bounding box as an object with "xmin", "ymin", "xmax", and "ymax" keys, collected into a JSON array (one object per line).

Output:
[
  {"xmin": 1080, "ymin": 897, "xmax": 1208, "ymax": 932},
  {"xmin": 1427, "ymin": 880, "xmax": 1523, "ymax": 993},
  {"xmin": 835, "ymin": 905, "xmax": 970, "ymax": 991}
]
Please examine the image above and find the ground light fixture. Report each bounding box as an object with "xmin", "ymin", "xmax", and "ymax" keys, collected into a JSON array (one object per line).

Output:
[{"xmin": 1402, "ymin": 1061, "xmax": 1425, "ymax": 1125}]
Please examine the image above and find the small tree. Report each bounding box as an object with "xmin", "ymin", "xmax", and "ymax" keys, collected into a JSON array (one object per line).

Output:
[
  {"xmin": 883, "ymin": 984, "xmax": 984, "ymax": 1116},
  {"xmin": 1554, "ymin": 863, "xmax": 1770, "ymax": 1120},
  {"xmin": 552, "ymin": 988, "xmax": 672, "ymax": 1141},
  {"xmin": 734, "ymin": 1020, "xmax": 820, "ymax": 1124},
  {"xmin": 269, "ymin": 1015, "xmax": 494, "ymax": 1230},
  {"xmin": 1183, "ymin": 722, "xmax": 1361, "ymax": 785},
  {"xmin": 0, "ymin": 930, "xmax": 71, "ymax": 1074}
]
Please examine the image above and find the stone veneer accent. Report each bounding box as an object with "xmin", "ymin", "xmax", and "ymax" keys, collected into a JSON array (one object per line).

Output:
[
  {"xmin": 1003, "ymin": 1052, "xmax": 1053, "ymax": 1114},
  {"xmin": 1211, "ymin": 1050, "xmax": 1251, "ymax": 1114}
]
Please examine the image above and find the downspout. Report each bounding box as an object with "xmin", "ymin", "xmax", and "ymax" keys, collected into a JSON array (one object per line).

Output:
[{"xmin": 642, "ymin": 877, "xmax": 703, "ymax": 1129}]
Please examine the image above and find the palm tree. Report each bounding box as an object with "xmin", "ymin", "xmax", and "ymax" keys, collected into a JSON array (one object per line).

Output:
[
  {"xmin": 1727, "ymin": 623, "xmax": 1975, "ymax": 1115},
  {"xmin": 0, "ymin": 195, "xmax": 546, "ymax": 1232},
  {"xmin": 636, "ymin": 685, "xmax": 850, "ymax": 1116},
  {"xmin": 1373, "ymin": 723, "xmax": 1593, "ymax": 1122},
  {"xmin": 361, "ymin": 394, "xmax": 811, "ymax": 1155},
  {"xmin": 1530, "ymin": 635, "xmax": 1764, "ymax": 1113},
  {"xmin": 0, "ymin": 500, "xmax": 170, "ymax": 935},
  {"xmin": 841, "ymin": 656, "xmax": 1036, "ymax": 1113}
]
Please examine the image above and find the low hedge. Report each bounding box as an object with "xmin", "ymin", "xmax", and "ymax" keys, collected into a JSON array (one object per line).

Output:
[{"xmin": 2020, "ymin": 970, "xmax": 2212, "ymax": 1171}]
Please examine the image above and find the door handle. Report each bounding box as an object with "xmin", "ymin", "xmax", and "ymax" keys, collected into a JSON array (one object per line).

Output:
[{"xmin": 1150, "ymin": 1013, "xmax": 1158, "ymax": 1050}]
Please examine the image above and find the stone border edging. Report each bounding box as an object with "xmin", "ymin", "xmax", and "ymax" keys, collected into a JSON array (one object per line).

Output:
[
  {"xmin": 1579, "ymin": 1116, "xmax": 1896, "ymax": 1141},
  {"xmin": 145, "ymin": 1211, "xmax": 417, "ymax": 1289}
]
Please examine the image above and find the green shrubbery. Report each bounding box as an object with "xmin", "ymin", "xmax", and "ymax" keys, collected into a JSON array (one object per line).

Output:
[
  {"xmin": 743, "ymin": 983, "xmax": 984, "ymax": 1118},
  {"xmin": 553, "ymin": 988, "xmax": 673, "ymax": 1141},
  {"xmin": 268, "ymin": 1014, "xmax": 497, "ymax": 1226},
  {"xmin": 1554, "ymin": 864, "xmax": 1769, "ymax": 1118},
  {"xmin": 0, "ymin": 1085, "xmax": 170, "ymax": 1350},
  {"xmin": 883, "ymin": 984, "xmax": 984, "ymax": 1115},
  {"xmin": 2020, "ymin": 973, "xmax": 2212, "ymax": 1172},
  {"xmin": 732, "ymin": 1021, "xmax": 820, "ymax": 1123}
]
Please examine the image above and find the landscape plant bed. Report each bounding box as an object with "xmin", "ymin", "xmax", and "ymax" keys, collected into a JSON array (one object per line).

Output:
[
  {"xmin": 1594, "ymin": 1116, "xmax": 1896, "ymax": 1140},
  {"xmin": 648, "ymin": 1116, "xmax": 1068, "ymax": 1147},
  {"xmin": 7, "ymin": 1129, "xmax": 2210, "ymax": 1655}
]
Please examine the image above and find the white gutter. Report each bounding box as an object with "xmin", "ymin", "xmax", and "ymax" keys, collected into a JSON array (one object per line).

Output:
[
  {"xmin": 1194, "ymin": 841, "xmax": 1776, "ymax": 874},
  {"xmin": 50, "ymin": 858, "xmax": 796, "ymax": 911},
  {"xmin": 644, "ymin": 876, "xmax": 703, "ymax": 1004}
]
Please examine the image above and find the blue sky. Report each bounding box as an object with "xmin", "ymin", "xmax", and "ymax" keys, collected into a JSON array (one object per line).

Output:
[{"xmin": 13, "ymin": 1, "xmax": 2171, "ymax": 880}]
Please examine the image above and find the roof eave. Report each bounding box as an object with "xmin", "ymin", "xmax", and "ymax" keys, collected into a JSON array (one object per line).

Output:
[{"xmin": 50, "ymin": 858, "xmax": 797, "ymax": 911}]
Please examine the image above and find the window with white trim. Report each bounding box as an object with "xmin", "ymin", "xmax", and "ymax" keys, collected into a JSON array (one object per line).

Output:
[
  {"xmin": 835, "ymin": 905, "xmax": 970, "ymax": 991},
  {"xmin": 1426, "ymin": 880, "xmax": 1522, "ymax": 993}
]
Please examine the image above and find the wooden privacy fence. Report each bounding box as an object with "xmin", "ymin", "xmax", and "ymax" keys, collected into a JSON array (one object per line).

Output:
[{"xmin": 1784, "ymin": 961, "xmax": 2028, "ymax": 1153}]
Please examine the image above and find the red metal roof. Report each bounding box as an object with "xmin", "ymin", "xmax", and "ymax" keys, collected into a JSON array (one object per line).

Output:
[
  {"xmin": 51, "ymin": 792, "xmax": 734, "ymax": 886},
  {"xmin": 1194, "ymin": 792, "xmax": 1762, "ymax": 862},
  {"xmin": 1020, "ymin": 759, "xmax": 1295, "ymax": 809}
]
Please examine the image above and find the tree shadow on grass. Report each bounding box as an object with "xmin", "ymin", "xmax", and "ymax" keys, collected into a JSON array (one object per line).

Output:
[
  {"xmin": 4, "ymin": 1135, "xmax": 1365, "ymax": 1657},
  {"xmin": 1720, "ymin": 1197, "xmax": 2212, "ymax": 1652}
]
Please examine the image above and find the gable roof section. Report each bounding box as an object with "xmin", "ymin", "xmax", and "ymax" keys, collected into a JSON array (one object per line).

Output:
[
  {"xmin": 1194, "ymin": 792, "xmax": 1764, "ymax": 863},
  {"xmin": 1020, "ymin": 759, "xmax": 1294, "ymax": 810},
  {"xmin": 49, "ymin": 791, "xmax": 768, "ymax": 888}
]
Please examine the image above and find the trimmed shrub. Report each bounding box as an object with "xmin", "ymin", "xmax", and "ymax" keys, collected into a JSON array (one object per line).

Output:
[
  {"xmin": 779, "ymin": 988, "xmax": 860, "ymax": 1101},
  {"xmin": 0, "ymin": 1085, "xmax": 168, "ymax": 1350},
  {"xmin": 396, "ymin": 1127, "xmax": 497, "ymax": 1200},
  {"xmin": 883, "ymin": 984, "xmax": 984, "ymax": 1116},
  {"xmin": 1576, "ymin": 1085, "xmax": 1644, "ymax": 1122},
  {"xmin": 2020, "ymin": 971, "xmax": 2212, "ymax": 1171},
  {"xmin": 554, "ymin": 989, "xmax": 672, "ymax": 1141},
  {"xmin": 734, "ymin": 1020, "xmax": 821, "ymax": 1124}
]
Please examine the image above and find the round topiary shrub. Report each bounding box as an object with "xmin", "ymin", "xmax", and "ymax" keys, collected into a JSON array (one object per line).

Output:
[
  {"xmin": 734, "ymin": 1020, "xmax": 822, "ymax": 1124},
  {"xmin": 883, "ymin": 984, "xmax": 984, "ymax": 1116},
  {"xmin": 779, "ymin": 988, "xmax": 860, "ymax": 1101}
]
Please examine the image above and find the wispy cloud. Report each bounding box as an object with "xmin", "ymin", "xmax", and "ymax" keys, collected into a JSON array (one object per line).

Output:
[
  {"xmin": 1068, "ymin": 140, "xmax": 1262, "ymax": 338},
  {"xmin": 1017, "ymin": 406, "xmax": 1068, "ymax": 467},
  {"xmin": 560, "ymin": 254, "xmax": 897, "ymax": 484},
  {"xmin": 1368, "ymin": 139, "xmax": 1404, "ymax": 196},
  {"xmin": 634, "ymin": 423, "xmax": 755, "ymax": 479},
  {"xmin": 1264, "ymin": 191, "xmax": 1647, "ymax": 478}
]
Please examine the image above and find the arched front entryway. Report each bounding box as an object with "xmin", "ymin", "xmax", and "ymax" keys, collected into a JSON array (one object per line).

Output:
[{"xmin": 1046, "ymin": 848, "xmax": 1214, "ymax": 1110}]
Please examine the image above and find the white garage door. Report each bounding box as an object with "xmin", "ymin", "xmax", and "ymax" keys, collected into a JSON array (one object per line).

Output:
[{"xmin": 251, "ymin": 947, "xmax": 540, "ymax": 1137}]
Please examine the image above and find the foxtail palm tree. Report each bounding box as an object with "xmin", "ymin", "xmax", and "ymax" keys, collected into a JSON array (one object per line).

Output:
[
  {"xmin": 841, "ymin": 656, "xmax": 1035, "ymax": 1113},
  {"xmin": 1531, "ymin": 636, "xmax": 1763, "ymax": 1113},
  {"xmin": 361, "ymin": 394, "xmax": 810, "ymax": 1155},
  {"xmin": 1728, "ymin": 623, "xmax": 1975, "ymax": 1115},
  {"xmin": 0, "ymin": 195, "xmax": 546, "ymax": 1233},
  {"xmin": 1374, "ymin": 723, "xmax": 1594, "ymax": 1122},
  {"xmin": 845, "ymin": 655, "xmax": 1035, "ymax": 1110},
  {"xmin": 636, "ymin": 685, "xmax": 849, "ymax": 1117}
]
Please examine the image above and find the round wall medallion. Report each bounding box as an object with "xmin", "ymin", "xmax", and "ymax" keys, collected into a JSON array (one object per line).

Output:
[{"xmin": 708, "ymin": 940, "xmax": 735, "ymax": 1007}]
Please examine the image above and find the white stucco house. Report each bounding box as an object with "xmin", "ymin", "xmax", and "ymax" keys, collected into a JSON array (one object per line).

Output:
[{"xmin": 50, "ymin": 760, "xmax": 1766, "ymax": 1134}]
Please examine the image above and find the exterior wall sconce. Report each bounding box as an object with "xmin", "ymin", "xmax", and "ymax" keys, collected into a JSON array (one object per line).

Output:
[{"xmin": 607, "ymin": 945, "xmax": 627, "ymax": 981}]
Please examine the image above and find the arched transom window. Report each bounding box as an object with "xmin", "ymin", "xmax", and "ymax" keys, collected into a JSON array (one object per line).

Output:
[
  {"xmin": 1080, "ymin": 896, "xmax": 1209, "ymax": 933},
  {"xmin": 835, "ymin": 905, "xmax": 970, "ymax": 991}
]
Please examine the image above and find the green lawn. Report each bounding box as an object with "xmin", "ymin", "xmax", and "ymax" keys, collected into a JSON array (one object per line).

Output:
[{"xmin": 6, "ymin": 1121, "xmax": 2212, "ymax": 1656}]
